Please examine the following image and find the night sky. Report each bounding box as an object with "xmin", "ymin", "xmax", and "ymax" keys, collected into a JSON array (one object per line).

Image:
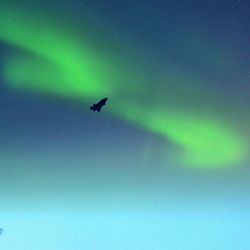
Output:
[{"xmin": 1, "ymin": 1, "xmax": 250, "ymax": 249}]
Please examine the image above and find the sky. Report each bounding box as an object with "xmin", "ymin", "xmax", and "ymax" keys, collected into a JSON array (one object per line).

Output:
[{"xmin": 0, "ymin": 0, "xmax": 250, "ymax": 249}]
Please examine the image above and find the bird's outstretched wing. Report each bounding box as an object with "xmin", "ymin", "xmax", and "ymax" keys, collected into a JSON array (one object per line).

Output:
[{"xmin": 97, "ymin": 97, "xmax": 108, "ymax": 107}]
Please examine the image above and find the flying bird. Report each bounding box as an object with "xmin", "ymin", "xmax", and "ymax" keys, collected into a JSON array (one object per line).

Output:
[{"xmin": 90, "ymin": 97, "xmax": 108, "ymax": 112}]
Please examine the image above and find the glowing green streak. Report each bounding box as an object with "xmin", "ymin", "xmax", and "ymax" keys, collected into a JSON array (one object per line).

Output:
[
  {"xmin": 0, "ymin": 5, "xmax": 122, "ymax": 98},
  {"xmin": 152, "ymin": 113, "xmax": 245, "ymax": 168},
  {"xmin": 0, "ymin": 4, "xmax": 247, "ymax": 168},
  {"xmin": 114, "ymin": 103, "xmax": 246, "ymax": 168}
]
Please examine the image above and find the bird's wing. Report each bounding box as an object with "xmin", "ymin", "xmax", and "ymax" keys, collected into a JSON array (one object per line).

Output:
[{"xmin": 98, "ymin": 97, "xmax": 108, "ymax": 106}]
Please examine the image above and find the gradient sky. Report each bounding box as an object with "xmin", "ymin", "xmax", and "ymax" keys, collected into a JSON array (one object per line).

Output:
[{"xmin": 0, "ymin": 1, "xmax": 250, "ymax": 249}]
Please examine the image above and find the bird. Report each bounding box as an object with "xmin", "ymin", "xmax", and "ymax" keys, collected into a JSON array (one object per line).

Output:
[{"xmin": 90, "ymin": 97, "xmax": 108, "ymax": 112}]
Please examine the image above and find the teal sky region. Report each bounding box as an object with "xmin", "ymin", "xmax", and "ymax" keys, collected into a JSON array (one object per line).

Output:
[{"xmin": 0, "ymin": 1, "xmax": 250, "ymax": 250}]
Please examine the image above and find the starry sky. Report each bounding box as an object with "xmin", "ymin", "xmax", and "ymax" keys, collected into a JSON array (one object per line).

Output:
[{"xmin": 0, "ymin": 0, "xmax": 250, "ymax": 249}]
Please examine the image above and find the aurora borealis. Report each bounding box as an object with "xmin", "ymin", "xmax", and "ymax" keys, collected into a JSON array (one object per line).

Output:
[
  {"xmin": 1, "ymin": 1, "xmax": 248, "ymax": 168},
  {"xmin": 1, "ymin": 1, "xmax": 250, "ymax": 249}
]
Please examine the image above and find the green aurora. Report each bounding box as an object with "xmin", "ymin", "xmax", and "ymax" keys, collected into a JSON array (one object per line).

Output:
[{"xmin": 0, "ymin": 3, "xmax": 247, "ymax": 168}]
